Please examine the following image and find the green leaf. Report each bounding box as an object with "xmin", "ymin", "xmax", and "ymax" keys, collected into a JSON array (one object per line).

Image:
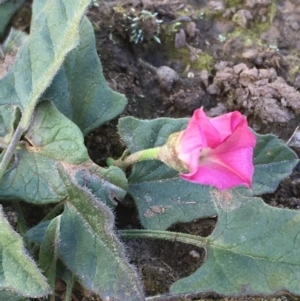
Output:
[
  {"xmin": 2, "ymin": 28, "xmax": 27, "ymax": 53},
  {"xmin": 57, "ymin": 168, "xmax": 144, "ymax": 300},
  {"xmin": 0, "ymin": 0, "xmax": 90, "ymax": 129},
  {"xmin": 0, "ymin": 101, "xmax": 127, "ymax": 205},
  {"xmin": 27, "ymin": 221, "xmax": 50, "ymax": 245},
  {"xmin": 118, "ymin": 116, "xmax": 298, "ymax": 230},
  {"xmin": 119, "ymin": 117, "xmax": 216, "ymax": 230},
  {"xmin": 252, "ymin": 133, "xmax": 299, "ymax": 195},
  {"xmin": 31, "ymin": 1, "xmax": 126, "ymax": 134},
  {"xmin": 171, "ymin": 191, "xmax": 300, "ymax": 296},
  {"xmin": 42, "ymin": 17, "xmax": 127, "ymax": 135},
  {"xmin": 0, "ymin": 206, "xmax": 49, "ymax": 298},
  {"xmin": 0, "ymin": 105, "xmax": 20, "ymax": 145},
  {"xmin": 38, "ymin": 216, "xmax": 60, "ymax": 292},
  {"xmin": 0, "ymin": 0, "xmax": 25, "ymax": 38},
  {"xmin": 0, "ymin": 294, "xmax": 30, "ymax": 301}
]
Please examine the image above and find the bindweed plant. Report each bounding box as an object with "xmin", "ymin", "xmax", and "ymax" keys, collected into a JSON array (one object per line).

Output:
[{"xmin": 0, "ymin": 1, "xmax": 299, "ymax": 301}]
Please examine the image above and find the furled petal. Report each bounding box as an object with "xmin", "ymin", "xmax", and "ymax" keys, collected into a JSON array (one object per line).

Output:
[
  {"xmin": 180, "ymin": 147, "xmax": 254, "ymax": 190},
  {"xmin": 180, "ymin": 130, "xmax": 255, "ymax": 189},
  {"xmin": 179, "ymin": 109, "xmax": 220, "ymax": 154},
  {"xmin": 210, "ymin": 111, "xmax": 247, "ymax": 142},
  {"xmin": 178, "ymin": 108, "xmax": 256, "ymax": 190}
]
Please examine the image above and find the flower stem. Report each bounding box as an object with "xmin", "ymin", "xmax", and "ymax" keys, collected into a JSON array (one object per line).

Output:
[
  {"xmin": 119, "ymin": 229, "xmax": 208, "ymax": 248},
  {"xmin": 108, "ymin": 147, "xmax": 161, "ymax": 169}
]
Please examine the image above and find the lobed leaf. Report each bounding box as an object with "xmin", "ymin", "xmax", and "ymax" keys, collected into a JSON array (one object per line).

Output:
[
  {"xmin": 0, "ymin": 206, "xmax": 49, "ymax": 298},
  {"xmin": 0, "ymin": 101, "xmax": 127, "ymax": 205},
  {"xmin": 0, "ymin": 0, "xmax": 91, "ymax": 129},
  {"xmin": 30, "ymin": 168, "xmax": 144, "ymax": 301},
  {"xmin": 27, "ymin": 199, "xmax": 142, "ymax": 299},
  {"xmin": 171, "ymin": 191, "xmax": 300, "ymax": 296},
  {"xmin": 42, "ymin": 17, "xmax": 127, "ymax": 135},
  {"xmin": 31, "ymin": 1, "xmax": 127, "ymax": 134}
]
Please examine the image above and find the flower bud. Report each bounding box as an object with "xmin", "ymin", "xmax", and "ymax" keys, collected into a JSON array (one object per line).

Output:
[{"xmin": 159, "ymin": 109, "xmax": 256, "ymax": 190}]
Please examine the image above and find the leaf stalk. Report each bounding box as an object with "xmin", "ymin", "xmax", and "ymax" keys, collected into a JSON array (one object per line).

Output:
[{"xmin": 120, "ymin": 229, "xmax": 208, "ymax": 248}]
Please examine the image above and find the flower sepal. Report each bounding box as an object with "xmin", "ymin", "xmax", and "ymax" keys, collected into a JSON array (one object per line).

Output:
[{"xmin": 157, "ymin": 131, "xmax": 188, "ymax": 173}]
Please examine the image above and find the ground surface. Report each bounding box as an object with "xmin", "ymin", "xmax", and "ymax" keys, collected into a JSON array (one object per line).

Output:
[{"xmin": 7, "ymin": 0, "xmax": 300, "ymax": 300}]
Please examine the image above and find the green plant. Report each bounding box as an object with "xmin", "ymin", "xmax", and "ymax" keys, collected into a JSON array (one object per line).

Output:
[
  {"xmin": 0, "ymin": 1, "xmax": 299, "ymax": 301},
  {"xmin": 0, "ymin": 0, "xmax": 25, "ymax": 38},
  {"xmin": 126, "ymin": 9, "xmax": 163, "ymax": 44}
]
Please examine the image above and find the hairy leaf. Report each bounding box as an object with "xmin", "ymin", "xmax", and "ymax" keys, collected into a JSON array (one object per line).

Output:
[
  {"xmin": 252, "ymin": 133, "xmax": 298, "ymax": 195},
  {"xmin": 171, "ymin": 191, "xmax": 300, "ymax": 296},
  {"xmin": 0, "ymin": 206, "xmax": 49, "ymax": 298},
  {"xmin": 43, "ymin": 17, "xmax": 127, "ymax": 135},
  {"xmin": 0, "ymin": 101, "xmax": 127, "ymax": 205},
  {"xmin": 30, "ymin": 168, "xmax": 144, "ymax": 300},
  {"xmin": 38, "ymin": 217, "xmax": 60, "ymax": 292},
  {"xmin": 0, "ymin": 0, "xmax": 90, "ymax": 129},
  {"xmin": 0, "ymin": 0, "xmax": 25, "ymax": 38},
  {"xmin": 31, "ymin": 1, "xmax": 127, "ymax": 134},
  {"xmin": 27, "ymin": 186, "xmax": 144, "ymax": 300}
]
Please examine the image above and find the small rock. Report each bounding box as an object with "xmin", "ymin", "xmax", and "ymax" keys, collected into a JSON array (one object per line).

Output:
[
  {"xmin": 245, "ymin": 0, "xmax": 271, "ymax": 8},
  {"xmin": 242, "ymin": 49, "xmax": 259, "ymax": 60},
  {"xmin": 189, "ymin": 250, "xmax": 200, "ymax": 259},
  {"xmin": 207, "ymin": 103, "xmax": 227, "ymax": 117},
  {"xmin": 175, "ymin": 29, "xmax": 186, "ymax": 48},
  {"xmin": 290, "ymin": 21, "xmax": 300, "ymax": 31},
  {"xmin": 207, "ymin": 84, "xmax": 220, "ymax": 95},
  {"xmin": 223, "ymin": 7, "xmax": 236, "ymax": 19},
  {"xmin": 170, "ymin": 88, "xmax": 206, "ymax": 112},
  {"xmin": 215, "ymin": 61, "xmax": 229, "ymax": 70},
  {"xmin": 200, "ymin": 70, "xmax": 209, "ymax": 87},
  {"xmin": 233, "ymin": 9, "xmax": 253, "ymax": 28},
  {"xmin": 239, "ymin": 67, "xmax": 259, "ymax": 86},
  {"xmin": 156, "ymin": 66, "xmax": 179, "ymax": 91},
  {"xmin": 233, "ymin": 63, "xmax": 248, "ymax": 74},
  {"xmin": 207, "ymin": 0, "xmax": 225, "ymax": 11},
  {"xmin": 186, "ymin": 22, "xmax": 197, "ymax": 38}
]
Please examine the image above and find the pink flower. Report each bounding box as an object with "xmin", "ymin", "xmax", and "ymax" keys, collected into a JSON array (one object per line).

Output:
[{"xmin": 178, "ymin": 108, "xmax": 256, "ymax": 190}]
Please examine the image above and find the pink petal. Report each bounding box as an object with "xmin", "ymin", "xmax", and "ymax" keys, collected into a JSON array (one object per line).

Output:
[
  {"xmin": 179, "ymin": 110, "xmax": 256, "ymax": 190},
  {"xmin": 210, "ymin": 111, "xmax": 247, "ymax": 142},
  {"xmin": 180, "ymin": 147, "xmax": 254, "ymax": 190},
  {"xmin": 179, "ymin": 109, "xmax": 221, "ymax": 153}
]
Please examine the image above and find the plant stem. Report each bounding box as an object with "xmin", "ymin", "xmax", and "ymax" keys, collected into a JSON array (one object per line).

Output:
[
  {"xmin": 110, "ymin": 147, "xmax": 161, "ymax": 169},
  {"xmin": 120, "ymin": 229, "xmax": 208, "ymax": 248},
  {"xmin": 0, "ymin": 124, "xmax": 25, "ymax": 181},
  {"xmin": 145, "ymin": 291, "xmax": 214, "ymax": 301},
  {"xmin": 11, "ymin": 200, "xmax": 27, "ymax": 236},
  {"xmin": 41, "ymin": 202, "xmax": 65, "ymax": 222},
  {"xmin": 64, "ymin": 277, "xmax": 75, "ymax": 301}
]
